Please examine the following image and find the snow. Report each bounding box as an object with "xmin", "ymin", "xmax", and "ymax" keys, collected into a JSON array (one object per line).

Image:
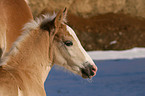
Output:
[
  {"xmin": 110, "ymin": 40, "xmax": 117, "ymax": 45},
  {"xmin": 44, "ymin": 47, "xmax": 145, "ymax": 96},
  {"xmin": 88, "ymin": 47, "xmax": 145, "ymax": 60}
]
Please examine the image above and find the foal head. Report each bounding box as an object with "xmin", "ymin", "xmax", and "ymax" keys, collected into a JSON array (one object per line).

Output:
[{"xmin": 40, "ymin": 8, "xmax": 97, "ymax": 78}]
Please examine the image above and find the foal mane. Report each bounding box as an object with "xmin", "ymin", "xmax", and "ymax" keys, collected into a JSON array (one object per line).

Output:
[{"xmin": 0, "ymin": 13, "xmax": 61, "ymax": 66}]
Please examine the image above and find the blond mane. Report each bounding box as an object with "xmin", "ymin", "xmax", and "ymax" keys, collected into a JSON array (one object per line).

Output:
[{"xmin": 0, "ymin": 14, "xmax": 57, "ymax": 66}]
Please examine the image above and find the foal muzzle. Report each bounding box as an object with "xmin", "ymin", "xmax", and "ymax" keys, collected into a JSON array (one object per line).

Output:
[{"xmin": 81, "ymin": 63, "xmax": 97, "ymax": 78}]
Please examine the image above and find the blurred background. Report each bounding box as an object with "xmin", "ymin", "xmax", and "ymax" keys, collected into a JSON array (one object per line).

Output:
[
  {"xmin": 27, "ymin": 0, "xmax": 145, "ymax": 51},
  {"xmin": 26, "ymin": 0, "xmax": 145, "ymax": 96}
]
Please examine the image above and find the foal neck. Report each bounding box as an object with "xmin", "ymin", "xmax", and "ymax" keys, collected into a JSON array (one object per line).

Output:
[{"xmin": 2, "ymin": 27, "xmax": 53, "ymax": 83}]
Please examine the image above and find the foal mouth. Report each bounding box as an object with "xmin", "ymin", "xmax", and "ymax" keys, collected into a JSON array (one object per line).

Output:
[{"xmin": 81, "ymin": 64, "xmax": 97, "ymax": 79}]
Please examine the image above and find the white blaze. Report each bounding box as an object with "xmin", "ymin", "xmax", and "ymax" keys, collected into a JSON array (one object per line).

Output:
[
  {"xmin": 66, "ymin": 25, "xmax": 95, "ymax": 65},
  {"xmin": 18, "ymin": 87, "xmax": 23, "ymax": 96},
  {"xmin": 24, "ymin": 0, "xmax": 29, "ymax": 4}
]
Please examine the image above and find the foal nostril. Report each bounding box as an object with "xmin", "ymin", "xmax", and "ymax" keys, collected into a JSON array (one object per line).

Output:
[
  {"xmin": 81, "ymin": 64, "xmax": 97, "ymax": 78},
  {"xmin": 92, "ymin": 67, "xmax": 96, "ymax": 71},
  {"xmin": 89, "ymin": 65, "xmax": 97, "ymax": 77},
  {"xmin": 91, "ymin": 65, "xmax": 97, "ymax": 72}
]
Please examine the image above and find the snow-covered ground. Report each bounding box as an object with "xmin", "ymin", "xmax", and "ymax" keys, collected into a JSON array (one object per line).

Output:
[
  {"xmin": 45, "ymin": 48, "xmax": 145, "ymax": 96},
  {"xmin": 88, "ymin": 47, "xmax": 145, "ymax": 60}
]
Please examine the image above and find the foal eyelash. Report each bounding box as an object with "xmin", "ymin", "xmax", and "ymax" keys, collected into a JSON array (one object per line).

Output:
[{"xmin": 59, "ymin": 41, "xmax": 71, "ymax": 56}]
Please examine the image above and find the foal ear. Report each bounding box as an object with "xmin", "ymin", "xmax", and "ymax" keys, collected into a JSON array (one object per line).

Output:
[
  {"xmin": 54, "ymin": 7, "xmax": 67, "ymax": 27},
  {"xmin": 40, "ymin": 8, "xmax": 67, "ymax": 32}
]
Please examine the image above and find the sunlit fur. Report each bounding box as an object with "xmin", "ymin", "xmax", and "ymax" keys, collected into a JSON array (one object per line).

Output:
[
  {"xmin": 0, "ymin": 8, "xmax": 97, "ymax": 96},
  {"xmin": 0, "ymin": 14, "xmax": 56, "ymax": 66},
  {"xmin": 0, "ymin": 0, "xmax": 33, "ymax": 58},
  {"xmin": 53, "ymin": 25, "xmax": 96, "ymax": 76}
]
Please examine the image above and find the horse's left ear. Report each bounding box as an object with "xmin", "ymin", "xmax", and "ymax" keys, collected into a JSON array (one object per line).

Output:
[{"xmin": 54, "ymin": 7, "xmax": 67, "ymax": 27}]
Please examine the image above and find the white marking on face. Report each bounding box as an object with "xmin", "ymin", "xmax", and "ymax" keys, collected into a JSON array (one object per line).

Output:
[
  {"xmin": 24, "ymin": 0, "xmax": 29, "ymax": 4},
  {"xmin": 66, "ymin": 25, "xmax": 95, "ymax": 66},
  {"xmin": 18, "ymin": 87, "xmax": 23, "ymax": 96}
]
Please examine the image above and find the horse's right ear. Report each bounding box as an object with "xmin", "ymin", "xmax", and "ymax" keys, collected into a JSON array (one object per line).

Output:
[
  {"xmin": 40, "ymin": 8, "xmax": 67, "ymax": 32},
  {"xmin": 54, "ymin": 7, "xmax": 67, "ymax": 27}
]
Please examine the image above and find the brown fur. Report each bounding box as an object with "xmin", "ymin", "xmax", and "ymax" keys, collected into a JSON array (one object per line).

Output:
[
  {"xmin": 0, "ymin": 8, "xmax": 67, "ymax": 96},
  {"xmin": 0, "ymin": 7, "xmax": 97, "ymax": 96},
  {"xmin": 0, "ymin": 0, "xmax": 33, "ymax": 57}
]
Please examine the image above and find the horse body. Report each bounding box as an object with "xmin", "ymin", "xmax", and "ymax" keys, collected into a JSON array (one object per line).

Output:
[
  {"xmin": 0, "ymin": 8, "xmax": 97, "ymax": 96},
  {"xmin": 0, "ymin": 68, "xmax": 46, "ymax": 96},
  {"xmin": 0, "ymin": 0, "xmax": 33, "ymax": 57},
  {"xmin": 0, "ymin": 17, "xmax": 52, "ymax": 96}
]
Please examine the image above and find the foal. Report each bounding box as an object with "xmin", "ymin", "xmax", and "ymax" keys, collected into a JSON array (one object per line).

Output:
[{"xmin": 0, "ymin": 8, "xmax": 97, "ymax": 96}]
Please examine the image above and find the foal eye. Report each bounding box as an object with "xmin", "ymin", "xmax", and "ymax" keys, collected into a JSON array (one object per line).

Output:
[{"xmin": 64, "ymin": 40, "xmax": 73, "ymax": 46}]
